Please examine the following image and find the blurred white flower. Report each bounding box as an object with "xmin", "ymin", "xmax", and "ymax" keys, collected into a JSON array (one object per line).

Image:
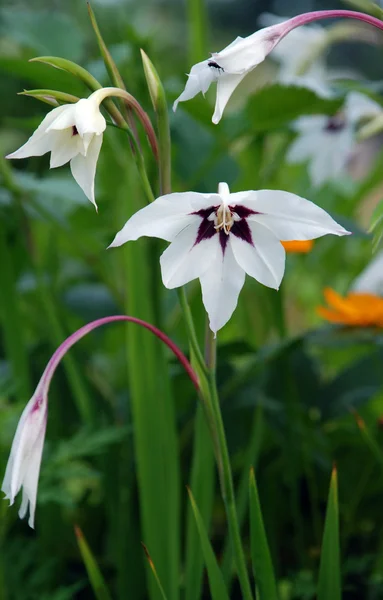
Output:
[
  {"xmin": 6, "ymin": 91, "xmax": 107, "ymax": 209},
  {"xmin": 352, "ymin": 250, "xmax": 383, "ymax": 295},
  {"xmin": 173, "ymin": 20, "xmax": 295, "ymax": 124},
  {"xmin": 110, "ymin": 182, "xmax": 350, "ymax": 333},
  {"xmin": 287, "ymin": 91, "xmax": 382, "ymax": 187},
  {"xmin": 2, "ymin": 384, "xmax": 47, "ymax": 528}
]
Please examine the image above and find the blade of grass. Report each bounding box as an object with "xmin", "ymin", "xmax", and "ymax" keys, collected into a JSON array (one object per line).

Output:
[
  {"xmin": 142, "ymin": 543, "xmax": 170, "ymax": 600},
  {"xmin": 249, "ymin": 468, "xmax": 279, "ymax": 600},
  {"xmin": 187, "ymin": 487, "xmax": 230, "ymax": 600},
  {"xmin": 353, "ymin": 411, "xmax": 383, "ymax": 471},
  {"xmin": 222, "ymin": 406, "xmax": 264, "ymax": 585},
  {"xmin": 74, "ymin": 526, "xmax": 113, "ymax": 600},
  {"xmin": 186, "ymin": 0, "xmax": 208, "ymax": 64},
  {"xmin": 185, "ymin": 403, "xmax": 215, "ymax": 600},
  {"xmin": 317, "ymin": 467, "xmax": 341, "ymax": 600}
]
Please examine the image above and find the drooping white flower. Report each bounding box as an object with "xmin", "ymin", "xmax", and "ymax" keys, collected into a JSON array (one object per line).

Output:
[
  {"xmin": 173, "ymin": 20, "xmax": 296, "ymax": 124},
  {"xmin": 6, "ymin": 91, "xmax": 108, "ymax": 209},
  {"xmin": 352, "ymin": 250, "xmax": 383, "ymax": 295},
  {"xmin": 110, "ymin": 182, "xmax": 350, "ymax": 333},
  {"xmin": 2, "ymin": 383, "xmax": 47, "ymax": 528},
  {"xmin": 287, "ymin": 91, "xmax": 382, "ymax": 187}
]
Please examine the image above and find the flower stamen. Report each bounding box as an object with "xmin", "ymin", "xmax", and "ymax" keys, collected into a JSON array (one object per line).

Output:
[{"xmin": 214, "ymin": 205, "xmax": 234, "ymax": 234}]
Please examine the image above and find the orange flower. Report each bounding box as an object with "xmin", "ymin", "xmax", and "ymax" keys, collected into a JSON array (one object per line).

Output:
[
  {"xmin": 317, "ymin": 287, "xmax": 383, "ymax": 327},
  {"xmin": 282, "ymin": 240, "xmax": 314, "ymax": 253}
]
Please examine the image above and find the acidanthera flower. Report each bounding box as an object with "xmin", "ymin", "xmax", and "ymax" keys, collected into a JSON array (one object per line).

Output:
[
  {"xmin": 2, "ymin": 316, "xmax": 198, "ymax": 528},
  {"xmin": 173, "ymin": 20, "xmax": 294, "ymax": 124},
  {"xmin": 110, "ymin": 182, "xmax": 350, "ymax": 333},
  {"xmin": 6, "ymin": 91, "xmax": 107, "ymax": 209},
  {"xmin": 318, "ymin": 288, "xmax": 383, "ymax": 327},
  {"xmin": 287, "ymin": 91, "xmax": 382, "ymax": 187}
]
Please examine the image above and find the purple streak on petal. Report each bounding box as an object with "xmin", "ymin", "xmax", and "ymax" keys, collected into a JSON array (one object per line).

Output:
[
  {"xmin": 40, "ymin": 316, "xmax": 199, "ymax": 393},
  {"xmin": 230, "ymin": 206, "xmax": 260, "ymax": 219},
  {"xmin": 219, "ymin": 230, "xmax": 229, "ymax": 254},
  {"xmin": 192, "ymin": 206, "xmax": 218, "ymax": 246},
  {"xmin": 231, "ymin": 220, "xmax": 254, "ymax": 245}
]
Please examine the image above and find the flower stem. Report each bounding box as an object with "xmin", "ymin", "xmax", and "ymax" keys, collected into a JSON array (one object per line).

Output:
[
  {"xmin": 287, "ymin": 9, "xmax": 383, "ymax": 33},
  {"xmin": 207, "ymin": 332, "xmax": 254, "ymax": 600},
  {"xmin": 177, "ymin": 288, "xmax": 208, "ymax": 377}
]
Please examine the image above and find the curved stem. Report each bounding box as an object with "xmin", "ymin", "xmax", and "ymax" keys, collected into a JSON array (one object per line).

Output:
[
  {"xmin": 207, "ymin": 333, "xmax": 254, "ymax": 600},
  {"xmin": 287, "ymin": 9, "xmax": 383, "ymax": 32}
]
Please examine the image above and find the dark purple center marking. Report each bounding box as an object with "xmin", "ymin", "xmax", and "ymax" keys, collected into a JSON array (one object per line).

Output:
[
  {"xmin": 324, "ymin": 115, "xmax": 345, "ymax": 133},
  {"xmin": 191, "ymin": 205, "xmax": 261, "ymax": 255},
  {"xmin": 72, "ymin": 125, "xmax": 79, "ymax": 136}
]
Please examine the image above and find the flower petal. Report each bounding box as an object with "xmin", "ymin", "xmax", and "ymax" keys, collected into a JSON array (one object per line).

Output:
[
  {"xmin": 173, "ymin": 60, "xmax": 216, "ymax": 111},
  {"xmin": 230, "ymin": 221, "xmax": 285, "ymax": 289},
  {"xmin": 74, "ymin": 98, "xmax": 107, "ymax": 136},
  {"xmin": 49, "ymin": 129, "xmax": 82, "ymax": 168},
  {"xmin": 17, "ymin": 418, "xmax": 46, "ymax": 529},
  {"xmin": 231, "ymin": 190, "xmax": 350, "ymax": 239},
  {"xmin": 70, "ymin": 134, "xmax": 103, "ymax": 208},
  {"xmin": 199, "ymin": 243, "xmax": 245, "ymax": 334},
  {"xmin": 352, "ymin": 250, "xmax": 383, "ymax": 295},
  {"xmin": 6, "ymin": 105, "xmax": 69, "ymax": 159},
  {"xmin": 346, "ymin": 91, "xmax": 382, "ymax": 124},
  {"xmin": 213, "ymin": 25, "xmax": 280, "ymax": 74},
  {"xmin": 109, "ymin": 192, "xmax": 221, "ymax": 246},
  {"xmin": 160, "ymin": 224, "xmax": 219, "ymax": 288},
  {"xmin": 46, "ymin": 104, "xmax": 76, "ymax": 131},
  {"xmin": 212, "ymin": 73, "xmax": 246, "ymax": 124}
]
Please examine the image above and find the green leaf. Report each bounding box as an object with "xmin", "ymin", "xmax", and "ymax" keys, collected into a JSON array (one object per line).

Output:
[
  {"xmin": 317, "ymin": 468, "xmax": 341, "ymax": 600},
  {"xmin": 19, "ymin": 88, "xmax": 79, "ymax": 107},
  {"xmin": 142, "ymin": 544, "xmax": 170, "ymax": 600},
  {"xmin": 187, "ymin": 488, "xmax": 230, "ymax": 600},
  {"xmin": 75, "ymin": 526, "xmax": 113, "ymax": 600},
  {"xmin": 247, "ymin": 85, "xmax": 342, "ymax": 132},
  {"xmin": 369, "ymin": 200, "xmax": 383, "ymax": 252},
  {"xmin": 249, "ymin": 469, "xmax": 279, "ymax": 600}
]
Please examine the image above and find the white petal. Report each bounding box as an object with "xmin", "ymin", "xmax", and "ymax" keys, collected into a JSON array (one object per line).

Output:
[
  {"xmin": 346, "ymin": 91, "xmax": 382, "ymax": 124},
  {"xmin": 230, "ymin": 221, "xmax": 285, "ymax": 289},
  {"xmin": 70, "ymin": 134, "xmax": 103, "ymax": 208},
  {"xmin": 49, "ymin": 129, "xmax": 82, "ymax": 168},
  {"xmin": 212, "ymin": 73, "xmax": 246, "ymax": 124},
  {"xmin": 18, "ymin": 418, "xmax": 46, "ymax": 529},
  {"xmin": 199, "ymin": 243, "xmax": 245, "ymax": 334},
  {"xmin": 160, "ymin": 224, "xmax": 219, "ymax": 288},
  {"xmin": 109, "ymin": 192, "xmax": 221, "ymax": 246},
  {"xmin": 74, "ymin": 98, "xmax": 106, "ymax": 137},
  {"xmin": 308, "ymin": 130, "xmax": 353, "ymax": 187},
  {"xmin": 213, "ymin": 25, "xmax": 281, "ymax": 74},
  {"xmin": 352, "ymin": 250, "xmax": 383, "ymax": 295},
  {"xmin": 173, "ymin": 60, "xmax": 216, "ymax": 111},
  {"xmin": 46, "ymin": 104, "xmax": 76, "ymax": 131},
  {"xmin": 6, "ymin": 105, "xmax": 69, "ymax": 159},
  {"xmin": 231, "ymin": 190, "xmax": 350, "ymax": 239}
]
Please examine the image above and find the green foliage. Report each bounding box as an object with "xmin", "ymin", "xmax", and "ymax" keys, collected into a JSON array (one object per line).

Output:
[{"xmin": 317, "ymin": 469, "xmax": 341, "ymax": 600}]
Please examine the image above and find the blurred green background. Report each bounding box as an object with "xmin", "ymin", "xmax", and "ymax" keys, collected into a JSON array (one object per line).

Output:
[{"xmin": 1, "ymin": 0, "xmax": 383, "ymax": 598}]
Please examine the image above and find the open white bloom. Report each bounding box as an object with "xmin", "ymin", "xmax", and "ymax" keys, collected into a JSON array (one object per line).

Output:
[
  {"xmin": 173, "ymin": 21, "xmax": 293, "ymax": 124},
  {"xmin": 110, "ymin": 182, "xmax": 350, "ymax": 333},
  {"xmin": 352, "ymin": 250, "xmax": 383, "ymax": 295},
  {"xmin": 287, "ymin": 91, "xmax": 382, "ymax": 187},
  {"xmin": 2, "ymin": 384, "xmax": 47, "ymax": 528},
  {"xmin": 6, "ymin": 91, "xmax": 107, "ymax": 209}
]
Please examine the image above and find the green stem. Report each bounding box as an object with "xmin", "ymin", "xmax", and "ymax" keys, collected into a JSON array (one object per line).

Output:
[
  {"xmin": 177, "ymin": 288, "xmax": 208, "ymax": 378},
  {"xmin": 207, "ymin": 333, "xmax": 254, "ymax": 600}
]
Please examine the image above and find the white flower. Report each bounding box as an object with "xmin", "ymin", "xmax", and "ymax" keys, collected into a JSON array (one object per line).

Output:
[
  {"xmin": 6, "ymin": 91, "xmax": 107, "ymax": 209},
  {"xmin": 352, "ymin": 250, "xmax": 383, "ymax": 295},
  {"xmin": 173, "ymin": 21, "xmax": 292, "ymax": 124},
  {"xmin": 2, "ymin": 383, "xmax": 47, "ymax": 528},
  {"xmin": 287, "ymin": 91, "xmax": 382, "ymax": 187},
  {"xmin": 110, "ymin": 182, "xmax": 350, "ymax": 333}
]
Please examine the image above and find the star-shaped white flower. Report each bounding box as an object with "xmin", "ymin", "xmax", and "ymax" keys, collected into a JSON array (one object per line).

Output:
[
  {"xmin": 2, "ymin": 384, "xmax": 47, "ymax": 528},
  {"xmin": 110, "ymin": 182, "xmax": 350, "ymax": 333},
  {"xmin": 6, "ymin": 91, "xmax": 107, "ymax": 209},
  {"xmin": 287, "ymin": 91, "xmax": 382, "ymax": 187},
  {"xmin": 173, "ymin": 21, "xmax": 293, "ymax": 124}
]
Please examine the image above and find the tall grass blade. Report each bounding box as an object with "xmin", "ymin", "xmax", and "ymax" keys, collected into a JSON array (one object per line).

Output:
[
  {"xmin": 74, "ymin": 526, "xmax": 113, "ymax": 600},
  {"xmin": 142, "ymin": 543, "xmax": 170, "ymax": 600},
  {"xmin": 317, "ymin": 467, "xmax": 341, "ymax": 600},
  {"xmin": 187, "ymin": 488, "xmax": 230, "ymax": 600},
  {"xmin": 249, "ymin": 468, "xmax": 279, "ymax": 600}
]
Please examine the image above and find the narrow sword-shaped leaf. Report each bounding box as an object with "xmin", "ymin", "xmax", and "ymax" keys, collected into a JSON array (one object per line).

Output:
[
  {"xmin": 187, "ymin": 487, "xmax": 230, "ymax": 600},
  {"xmin": 142, "ymin": 543, "xmax": 170, "ymax": 600},
  {"xmin": 74, "ymin": 526, "xmax": 113, "ymax": 600},
  {"xmin": 317, "ymin": 467, "xmax": 341, "ymax": 600},
  {"xmin": 249, "ymin": 468, "xmax": 279, "ymax": 600}
]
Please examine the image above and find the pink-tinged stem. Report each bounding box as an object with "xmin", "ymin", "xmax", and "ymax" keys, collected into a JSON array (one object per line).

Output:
[
  {"xmin": 286, "ymin": 10, "xmax": 383, "ymax": 33},
  {"xmin": 39, "ymin": 315, "xmax": 199, "ymax": 392}
]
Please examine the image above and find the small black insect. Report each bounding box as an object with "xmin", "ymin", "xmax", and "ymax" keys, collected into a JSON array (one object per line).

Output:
[{"xmin": 208, "ymin": 60, "xmax": 224, "ymax": 72}]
